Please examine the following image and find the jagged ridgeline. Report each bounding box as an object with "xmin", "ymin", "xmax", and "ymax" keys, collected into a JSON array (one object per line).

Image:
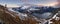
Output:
[{"xmin": 0, "ymin": 5, "xmax": 37, "ymax": 24}]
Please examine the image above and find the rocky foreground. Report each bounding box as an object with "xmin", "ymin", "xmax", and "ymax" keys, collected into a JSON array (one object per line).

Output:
[{"xmin": 0, "ymin": 5, "xmax": 38, "ymax": 24}]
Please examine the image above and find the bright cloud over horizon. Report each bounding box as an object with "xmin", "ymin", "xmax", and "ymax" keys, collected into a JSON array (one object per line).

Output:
[
  {"xmin": 37, "ymin": 2, "xmax": 58, "ymax": 6},
  {"xmin": 6, "ymin": 4, "xmax": 20, "ymax": 7},
  {"xmin": 0, "ymin": 3, "xmax": 20, "ymax": 7}
]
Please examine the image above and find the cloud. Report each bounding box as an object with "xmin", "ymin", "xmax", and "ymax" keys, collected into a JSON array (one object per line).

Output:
[
  {"xmin": 6, "ymin": 4, "xmax": 20, "ymax": 7},
  {"xmin": 36, "ymin": 2, "xmax": 58, "ymax": 6},
  {"xmin": 45, "ymin": 2, "xmax": 58, "ymax": 6},
  {"xmin": 0, "ymin": 3, "xmax": 20, "ymax": 7}
]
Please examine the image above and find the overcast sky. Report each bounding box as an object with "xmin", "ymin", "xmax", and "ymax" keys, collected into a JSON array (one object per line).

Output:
[{"xmin": 0, "ymin": 0, "xmax": 58, "ymax": 7}]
